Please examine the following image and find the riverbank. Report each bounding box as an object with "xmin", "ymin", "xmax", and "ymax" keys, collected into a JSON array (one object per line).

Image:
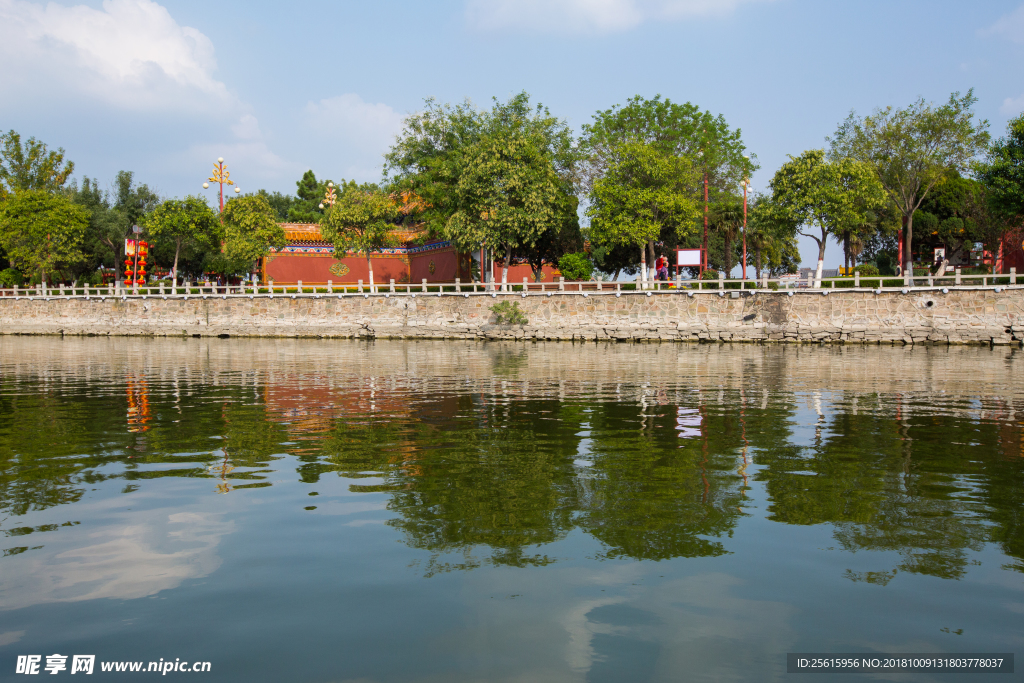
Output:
[{"xmin": 1, "ymin": 288, "xmax": 1022, "ymax": 344}]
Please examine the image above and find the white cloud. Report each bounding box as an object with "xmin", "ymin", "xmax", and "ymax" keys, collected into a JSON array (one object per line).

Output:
[
  {"xmin": 302, "ymin": 93, "xmax": 405, "ymax": 181},
  {"xmin": 1001, "ymin": 93, "xmax": 1024, "ymax": 116},
  {"xmin": 231, "ymin": 114, "xmax": 263, "ymax": 141},
  {"xmin": 982, "ymin": 4, "xmax": 1024, "ymax": 44},
  {"xmin": 465, "ymin": 0, "xmax": 775, "ymax": 33},
  {"xmin": 0, "ymin": 0, "xmax": 230, "ymax": 110},
  {"xmin": 0, "ymin": 510, "xmax": 233, "ymax": 610}
]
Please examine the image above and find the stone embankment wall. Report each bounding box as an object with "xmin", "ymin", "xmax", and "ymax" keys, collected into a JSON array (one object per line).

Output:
[{"xmin": 1, "ymin": 288, "xmax": 1022, "ymax": 345}]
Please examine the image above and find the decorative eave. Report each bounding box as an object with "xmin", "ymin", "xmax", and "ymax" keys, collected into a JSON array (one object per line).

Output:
[{"xmin": 273, "ymin": 222, "xmax": 451, "ymax": 256}]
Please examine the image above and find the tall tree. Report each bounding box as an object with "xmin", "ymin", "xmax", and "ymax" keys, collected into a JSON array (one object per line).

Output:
[
  {"xmin": 447, "ymin": 121, "xmax": 566, "ymax": 289},
  {"xmin": 385, "ymin": 92, "xmax": 579, "ymax": 282},
  {"xmin": 829, "ymin": 90, "xmax": 990, "ymax": 284},
  {"xmin": 976, "ymin": 113, "xmax": 1024, "ymax": 220},
  {"xmin": 319, "ymin": 189, "xmax": 400, "ymax": 292},
  {"xmin": 88, "ymin": 171, "xmax": 160, "ymax": 281},
  {"xmin": 711, "ymin": 201, "xmax": 744, "ymax": 276},
  {"xmin": 746, "ymin": 194, "xmax": 799, "ymax": 279},
  {"xmin": 587, "ymin": 141, "xmax": 700, "ymax": 286},
  {"xmin": 142, "ymin": 196, "xmax": 221, "ymax": 286},
  {"xmin": 0, "ymin": 130, "xmax": 75, "ymax": 199},
  {"xmin": 768, "ymin": 150, "xmax": 885, "ymax": 286},
  {"xmin": 219, "ymin": 195, "xmax": 286, "ymax": 278},
  {"xmin": 287, "ymin": 170, "xmax": 331, "ymax": 223},
  {"xmin": 580, "ymin": 95, "xmax": 755, "ymax": 279},
  {"xmin": 0, "ymin": 190, "xmax": 88, "ymax": 282}
]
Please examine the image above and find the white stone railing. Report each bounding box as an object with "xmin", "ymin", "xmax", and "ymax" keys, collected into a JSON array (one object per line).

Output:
[{"xmin": 0, "ymin": 267, "xmax": 1019, "ymax": 299}]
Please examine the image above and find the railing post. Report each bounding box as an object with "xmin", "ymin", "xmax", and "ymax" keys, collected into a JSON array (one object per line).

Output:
[
  {"xmin": 955, "ymin": 268, "xmax": 961, "ymax": 286},
  {"xmin": 854, "ymin": 271, "xmax": 860, "ymax": 288},
  {"xmin": 455, "ymin": 278, "xmax": 461, "ymax": 293},
  {"xmin": 327, "ymin": 280, "xmax": 333, "ymax": 294},
  {"xmin": 1011, "ymin": 267, "xmax": 1017, "ymax": 285},
  {"xmin": 389, "ymin": 279, "xmax": 395, "ymax": 293},
  {"xmin": 718, "ymin": 272, "xmax": 724, "ymax": 290},
  {"xmin": 422, "ymin": 278, "xmax": 427, "ymax": 293},
  {"xmin": 558, "ymin": 277, "xmax": 565, "ymax": 292},
  {"xmin": 297, "ymin": 280, "xmax": 303, "ymax": 294},
  {"xmin": 615, "ymin": 282, "xmax": 620, "ymax": 293},
  {"xmin": 358, "ymin": 279, "xmax": 363, "ymax": 293},
  {"xmin": 598, "ymin": 278, "xmax": 603, "ymax": 292}
]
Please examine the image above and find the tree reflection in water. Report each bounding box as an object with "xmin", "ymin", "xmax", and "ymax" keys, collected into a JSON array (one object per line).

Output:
[{"xmin": 0, "ymin": 339, "xmax": 1021, "ymax": 583}]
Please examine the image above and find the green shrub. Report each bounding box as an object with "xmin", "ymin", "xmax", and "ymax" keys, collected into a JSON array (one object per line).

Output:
[
  {"xmin": 489, "ymin": 300, "xmax": 529, "ymax": 325},
  {"xmin": 0, "ymin": 268, "xmax": 24, "ymax": 287},
  {"xmin": 557, "ymin": 253, "xmax": 593, "ymax": 281},
  {"xmin": 768, "ymin": 281, "xmax": 779, "ymax": 291},
  {"xmin": 853, "ymin": 264, "xmax": 879, "ymax": 276}
]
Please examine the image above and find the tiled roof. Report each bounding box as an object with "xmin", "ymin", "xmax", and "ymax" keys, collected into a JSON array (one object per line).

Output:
[{"xmin": 279, "ymin": 223, "xmax": 427, "ymax": 246}]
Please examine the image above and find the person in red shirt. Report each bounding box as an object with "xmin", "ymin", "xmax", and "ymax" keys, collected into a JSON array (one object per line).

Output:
[{"xmin": 656, "ymin": 255, "xmax": 669, "ymax": 280}]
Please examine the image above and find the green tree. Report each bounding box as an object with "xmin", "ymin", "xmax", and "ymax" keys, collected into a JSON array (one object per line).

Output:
[
  {"xmin": 746, "ymin": 194, "xmax": 799, "ymax": 278},
  {"xmin": 250, "ymin": 189, "xmax": 295, "ymax": 221},
  {"xmin": 446, "ymin": 121, "xmax": 565, "ymax": 289},
  {"xmin": 829, "ymin": 90, "xmax": 990, "ymax": 284},
  {"xmin": 710, "ymin": 200, "xmax": 745, "ymax": 276},
  {"xmin": 386, "ymin": 93, "xmax": 579, "ymax": 284},
  {"xmin": 319, "ymin": 189, "xmax": 399, "ymax": 291},
  {"xmin": 557, "ymin": 252, "xmax": 593, "ymax": 281},
  {"xmin": 85, "ymin": 171, "xmax": 160, "ymax": 282},
  {"xmin": 219, "ymin": 195, "xmax": 285, "ymax": 278},
  {"xmin": 580, "ymin": 95, "xmax": 756, "ymax": 279},
  {"xmin": 977, "ymin": 113, "xmax": 1024, "ymax": 219},
  {"xmin": 587, "ymin": 141, "xmax": 700, "ymax": 286},
  {"xmin": 0, "ymin": 130, "xmax": 75, "ymax": 199},
  {"xmin": 142, "ymin": 196, "xmax": 221, "ymax": 285},
  {"xmin": 768, "ymin": 150, "xmax": 884, "ymax": 286},
  {"xmin": 0, "ymin": 190, "xmax": 88, "ymax": 282},
  {"xmin": 520, "ymin": 196, "xmax": 583, "ymax": 282},
  {"xmin": 287, "ymin": 170, "xmax": 331, "ymax": 223}
]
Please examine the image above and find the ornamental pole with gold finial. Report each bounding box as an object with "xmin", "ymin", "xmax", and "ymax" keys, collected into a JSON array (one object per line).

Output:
[
  {"xmin": 319, "ymin": 182, "xmax": 336, "ymax": 210},
  {"xmin": 202, "ymin": 157, "xmax": 240, "ymax": 213}
]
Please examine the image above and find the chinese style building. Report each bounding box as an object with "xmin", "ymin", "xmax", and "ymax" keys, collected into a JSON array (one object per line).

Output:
[{"xmin": 262, "ymin": 223, "xmax": 561, "ymax": 285}]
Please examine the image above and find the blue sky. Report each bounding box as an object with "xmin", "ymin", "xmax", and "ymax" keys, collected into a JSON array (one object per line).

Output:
[{"xmin": 2, "ymin": 0, "xmax": 1023, "ymax": 267}]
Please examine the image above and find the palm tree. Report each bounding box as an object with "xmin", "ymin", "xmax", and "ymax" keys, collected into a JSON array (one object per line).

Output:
[{"xmin": 712, "ymin": 201, "xmax": 744, "ymax": 277}]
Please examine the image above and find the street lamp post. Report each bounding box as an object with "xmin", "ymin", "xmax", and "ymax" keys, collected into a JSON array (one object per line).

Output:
[
  {"xmin": 741, "ymin": 179, "xmax": 749, "ymax": 281},
  {"xmin": 741, "ymin": 155, "xmax": 751, "ymax": 281},
  {"xmin": 203, "ymin": 157, "xmax": 240, "ymax": 213},
  {"xmin": 318, "ymin": 182, "xmax": 336, "ymax": 210}
]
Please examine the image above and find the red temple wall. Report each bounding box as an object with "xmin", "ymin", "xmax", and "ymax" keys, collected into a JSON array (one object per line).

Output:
[
  {"xmin": 264, "ymin": 254, "xmax": 408, "ymax": 284},
  {"xmin": 410, "ymin": 249, "xmax": 459, "ymax": 283},
  {"xmin": 491, "ymin": 263, "xmax": 561, "ymax": 283}
]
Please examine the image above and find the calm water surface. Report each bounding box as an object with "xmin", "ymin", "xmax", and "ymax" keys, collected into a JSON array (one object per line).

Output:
[{"xmin": 0, "ymin": 338, "xmax": 1021, "ymax": 682}]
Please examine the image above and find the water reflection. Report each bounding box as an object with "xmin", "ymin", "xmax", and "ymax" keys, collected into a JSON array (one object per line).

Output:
[{"xmin": 0, "ymin": 338, "xmax": 1021, "ymax": 584}]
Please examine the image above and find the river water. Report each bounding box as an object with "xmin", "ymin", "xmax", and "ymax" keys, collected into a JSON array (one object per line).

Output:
[{"xmin": 0, "ymin": 338, "xmax": 1021, "ymax": 682}]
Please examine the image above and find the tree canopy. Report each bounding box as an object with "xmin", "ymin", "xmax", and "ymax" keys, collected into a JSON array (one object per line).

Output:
[
  {"xmin": 976, "ymin": 113, "xmax": 1024, "ymax": 220},
  {"xmin": 0, "ymin": 190, "xmax": 88, "ymax": 281},
  {"xmin": 768, "ymin": 149, "xmax": 885, "ymax": 284},
  {"xmin": 0, "ymin": 130, "xmax": 75, "ymax": 199},
  {"xmin": 385, "ymin": 92, "xmax": 580, "ymax": 282},
  {"xmin": 829, "ymin": 90, "xmax": 990, "ymax": 282},
  {"xmin": 587, "ymin": 141, "xmax": 700, "ymax": 283},
  {"xmin": 218, "ymin": 195, "xmax": 285, "ymax": 276},
  {"xmin": 142, "ymin": 196, "xmax": 221, "ymax": 283},
  {"xmin": 319, "ymin": 187, "xmax": 400, "ymax": 290}
]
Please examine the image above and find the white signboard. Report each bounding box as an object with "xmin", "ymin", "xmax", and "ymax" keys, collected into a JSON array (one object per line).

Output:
[{"xmin": 677, "ymin": 249, "xmax": 702, "ymax": 267}]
